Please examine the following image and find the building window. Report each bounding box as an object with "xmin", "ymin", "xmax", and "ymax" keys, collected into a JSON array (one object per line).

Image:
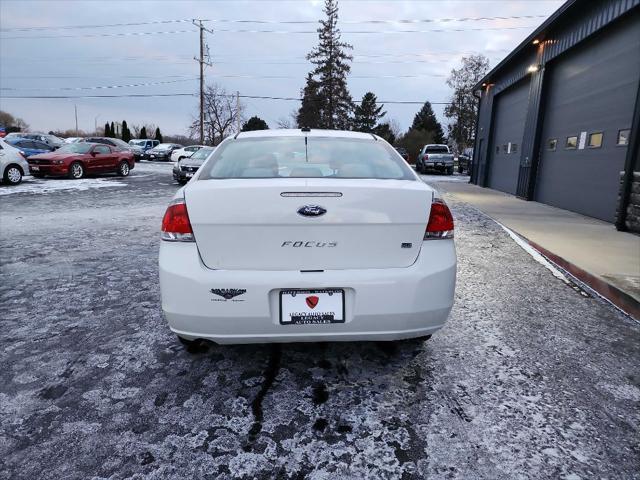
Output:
[
  {"xmin": 512, "ymin": 144, "xmax": 518, "ymax": 153},
  {"xmin": 617, "ymin": 129, "xmax": 630, "ymax": 146},
  {"xmin": 548, "ymin": 139, "xmax": 557, "ymax": 151},
  {"xmin": 588, "ymin": 132, "xmax": 603, "ymax": 148},
  {"xmin": 565, "ymin": 136, "xmax": 578, "ymax": 149}
]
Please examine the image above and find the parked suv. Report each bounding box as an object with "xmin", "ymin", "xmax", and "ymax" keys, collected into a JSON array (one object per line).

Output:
[
  {"xmin": 129, "ymin": 139, "xmax": 159, "ymax": 160},
  {"xmin": 416, "ymin": 144, "xmax": 454, "ymax": 175}
]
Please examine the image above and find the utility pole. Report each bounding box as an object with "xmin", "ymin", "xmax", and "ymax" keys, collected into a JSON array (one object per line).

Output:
[
  {"xmin": 193, "ymin": 19, "xmax": 212, "ymax": 144},
  {"xmin": 236, "ymin": 90, "xmax": 241, "ymax": 133},
  {"xmin": 74, "ymin": 105, "xmax": 78, "ymax": 135}
]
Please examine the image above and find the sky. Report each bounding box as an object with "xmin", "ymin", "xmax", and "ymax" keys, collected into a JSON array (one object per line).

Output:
[{"xmin": 0, "ymin": 0, "xmax": 564, "ymax": 137}]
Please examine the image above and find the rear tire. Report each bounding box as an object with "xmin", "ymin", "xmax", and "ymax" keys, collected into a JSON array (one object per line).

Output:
[
  {"xmin": 117, "ymin": 160, "xmax": 130, "ymax": 177},
  {"xmin": 68, "ymin": 161, "xmax": 84, "ymax": 179},
  {"xmin": 458, "ymin": 165, "xmax": 463, "ymax": 174},
  {"xmin": 3, "ymin": 165, "xmax": 23, "ymax": 185},
  {"xmin": 446, "ymin": 167, "xmax": 453, "ymax": 175}
]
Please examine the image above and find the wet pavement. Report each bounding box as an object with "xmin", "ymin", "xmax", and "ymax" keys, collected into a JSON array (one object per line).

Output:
[{"xmin": 1, "ymin": 166, "xmax": 639, "ymax": 479}]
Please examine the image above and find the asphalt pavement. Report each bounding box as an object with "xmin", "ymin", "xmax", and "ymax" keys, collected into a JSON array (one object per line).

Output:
[{"xmin": 1, "ymin": 165, "xmax": 639, "ymax": 479}]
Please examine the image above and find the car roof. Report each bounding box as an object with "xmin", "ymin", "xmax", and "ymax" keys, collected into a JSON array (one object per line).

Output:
[{"xmin": 235, "ymin": 129, "xmax": 377, "ymax": 140}]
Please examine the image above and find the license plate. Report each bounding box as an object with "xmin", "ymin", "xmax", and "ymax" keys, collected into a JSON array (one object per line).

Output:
[
  {"xmin": 31, "ymin": 165, "xmax": 40, "ymax": 171},
  {"xmin": 280, "ymin": 288, "xmax": 345, "ymax": 325}
]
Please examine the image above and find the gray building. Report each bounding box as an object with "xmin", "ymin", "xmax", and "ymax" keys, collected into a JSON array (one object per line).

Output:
[{"xmin": 471, "ymin": 0, "xmax": 640, "ymax": 232}]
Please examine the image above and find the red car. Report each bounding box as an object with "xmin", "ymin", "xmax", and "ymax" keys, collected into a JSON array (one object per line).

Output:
[{"xmin": 28, "ymin": 143, "xmax": 135, "ymax": 179}]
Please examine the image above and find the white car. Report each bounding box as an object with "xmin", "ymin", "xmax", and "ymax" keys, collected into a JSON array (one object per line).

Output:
[
  {"xmin": 159, "ymin": 129, "xmax": 456, "ymax": 346},
  {"xmin": 170, "ymin": 145, "xmax": 206, "ymax": 162},
  {"xmin": 0, "ymin": 138, "xmax": 30, "ymax": 185}
]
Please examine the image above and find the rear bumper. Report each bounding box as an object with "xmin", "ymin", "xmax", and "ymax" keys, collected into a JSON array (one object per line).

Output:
[{"xmin": 159, "ymin": 240, "xmax": 456, "ymax": 344}]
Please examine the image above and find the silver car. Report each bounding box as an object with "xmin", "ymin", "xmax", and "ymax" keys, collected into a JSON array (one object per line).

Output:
[{"xmin": 0, "ymin": 138, "xmax": 30, "ymax": 185}]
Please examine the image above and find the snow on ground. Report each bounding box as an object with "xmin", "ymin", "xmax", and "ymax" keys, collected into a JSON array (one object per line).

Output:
[
  {"xmin": 0, "ymin": 177, "xmax": 128, "ymax": 196},
  {"xmin": 132, "ymin": 160, "xmax": 175, "ymax": 173},
  {"xmin": 1, "ymin": 165, "xmax": 639, "ymax": 479},
  {"xmin": 420, "ymin": 173, "xmax": 471, "ymax": 184}
]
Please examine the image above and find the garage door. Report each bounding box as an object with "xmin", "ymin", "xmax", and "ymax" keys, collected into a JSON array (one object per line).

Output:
[
  {"xmin": 534, "ymin": 14, "xmax": 640, "ymax": 222},
  {"xmin": 486, "ymin": 79, "xmax": 529, "ymax": 195}
]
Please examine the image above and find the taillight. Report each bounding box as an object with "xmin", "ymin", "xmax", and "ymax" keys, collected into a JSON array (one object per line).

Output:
[
  {"xmin": 424, "ymin": 198, "xmax": 454, "ymax": 240},
  {"xmin": 423, "ymin": 154, "xmax": 429, "ymax": 161},
  {"xmin": 161, "ymin": 198, "xmax": 194, "ymax": 242}
]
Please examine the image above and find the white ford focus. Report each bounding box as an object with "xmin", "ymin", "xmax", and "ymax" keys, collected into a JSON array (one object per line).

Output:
[{"xmin": 159, "ymin": 129, "xmax": 456, "ymax": 346}]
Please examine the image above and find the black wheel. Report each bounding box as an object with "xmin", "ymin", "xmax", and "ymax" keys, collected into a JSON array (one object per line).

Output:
[
  {"xmin": 458, "ymin": 165, "xmax": 463, "ymax": 174},
  {"xmin": 446, "ymin": 167, "xmax": 453, "ymax": 175},
  {"xmin": 178, "ymin": 179, "xmax": 187, "ymax": 185},
  {"xmin": 68, "ymin": 161, "xmax": 84, "ymax": 179},
  {"xmin": 117, "ymin": 160, "xmax": 130, "ymax": 177},
  {"xmin": 3, "ymin": 164, "xmax": 23, "ymax": 185}
]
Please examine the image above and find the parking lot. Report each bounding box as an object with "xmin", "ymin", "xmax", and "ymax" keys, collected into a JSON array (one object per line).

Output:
[{"xmin": 1, "ymin": 165, "xmax": 639, "ymax": 479}]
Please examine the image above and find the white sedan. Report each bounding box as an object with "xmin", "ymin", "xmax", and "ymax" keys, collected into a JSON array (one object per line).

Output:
[
  {"xmin": 170, "ymin": 145, "xmax": 206, "ymax": 162},
  {"xmin": 159, "ymin": 129, "xmax": 456, "ymax": 346},
  {"xmin": 1, "ymin": 138, "xmax": 30, "ymax": 185}
]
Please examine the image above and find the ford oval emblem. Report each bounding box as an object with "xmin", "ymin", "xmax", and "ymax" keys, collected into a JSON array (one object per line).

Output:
[{"xmin": 297, "ymin": 205, "xmax": 327, "ymax": 217}]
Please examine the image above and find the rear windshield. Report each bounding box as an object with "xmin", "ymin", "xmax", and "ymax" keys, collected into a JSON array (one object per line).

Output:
[
  {"xmin": 190, "ymin": 147, "xmax": 214, "ymax": 161},
  {"xmin": 199, "ymin": 137, "xmax": 415, "ymax": 180},
  {"xmin": 424, "ymin": 146, "xmax": 449, "ymax": 154}
]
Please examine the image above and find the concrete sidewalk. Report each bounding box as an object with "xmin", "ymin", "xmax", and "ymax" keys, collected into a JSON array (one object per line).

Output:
[{"xmin": 431, "ymin": 178, "xmax": 640, "ymax": 319}]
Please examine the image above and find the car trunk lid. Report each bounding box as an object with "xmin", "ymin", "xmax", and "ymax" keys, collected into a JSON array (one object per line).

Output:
[{"xmin": 185, "ymin": 178, "xmax": 433, "ymax": 271}]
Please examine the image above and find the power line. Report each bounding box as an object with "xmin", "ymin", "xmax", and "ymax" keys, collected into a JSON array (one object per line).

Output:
[
  {"xmin": 1, "ymin": 73, "xmax": 449, "ymax": 93},
  {"xmin": 0, "ymin": 78, "xmax": 198, "ymax": 92},
  {"xmin": 0, "ymin": 14, "xmax": 547, "ymax": 32},
  {"xmin": 1, "ymin": 92, "xmax": 453, "ymax": 104},
  {"xmin": 1, "ymin": 24, "xmax": 535, "ymax": 40},
  {"xmin": 0, "ymin": 29, "xmax": 197, "ymax": 40}
]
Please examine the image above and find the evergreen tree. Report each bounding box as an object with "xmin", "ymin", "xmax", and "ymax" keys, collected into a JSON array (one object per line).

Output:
[
  {"xmin": 241, "ymin": 116, "xmax": 269, "ymax": 131},
  {"xmin": 306, "ymin": 0, "xmax": 353, "ymax": 129},
  {"xmin": 296, "ymin": 73, "xmax": 322, "ymax": 128},
  {"xmin": 373, "ymin": 122, "xmax": 396, "ymax": 144},
  {"xmin": 353, "ymin": 92, "xmax": 385, "ymax": 132},
  {"xmin": 121, "ymin": 120, "xmax": 131, "ymax": 142},
  {"xmin": 110, "ymin": 122, "xmax": 116, "ymax": 138},
  {"xmin": 104, "ymin": 122, "xmax": 111, "ymax": 137},
  {"xmin": 410, "ymin": 102, "xmax": 445, "ymax": 144},
  {"xmin": 154, "ymin": 127, "xmax": 163, "ymax": 143},
  {"xmin": 139, "ymin": 126, "xmax": 147, "ymax": 139}
]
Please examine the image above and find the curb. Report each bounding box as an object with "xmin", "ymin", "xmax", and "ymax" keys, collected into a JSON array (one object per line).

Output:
[{"xmin": 525, "ymin": 238, "xmax": 640, "ymax": 321}]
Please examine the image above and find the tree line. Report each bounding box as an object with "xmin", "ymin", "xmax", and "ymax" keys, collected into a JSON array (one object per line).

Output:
[
  {"xmin": 196, "ymin": 0, "xmax": 489, "ymax": 160},
  {"xmin": 102, "ymin": 121, "xmax": 163, "ymax": 143}
]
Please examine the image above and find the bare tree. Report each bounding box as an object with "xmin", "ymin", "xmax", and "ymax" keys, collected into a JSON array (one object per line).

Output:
[
  {"xmin": 190, "ymin": 83, "xmax": 243, "ymax": 145},
  {"xmin": 276, "ymin": 111, "xmax": 298, "ymax": 129},
  {"xmin": 444, "ymin": 54, "xmax": 490, "ymax": 152}
]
